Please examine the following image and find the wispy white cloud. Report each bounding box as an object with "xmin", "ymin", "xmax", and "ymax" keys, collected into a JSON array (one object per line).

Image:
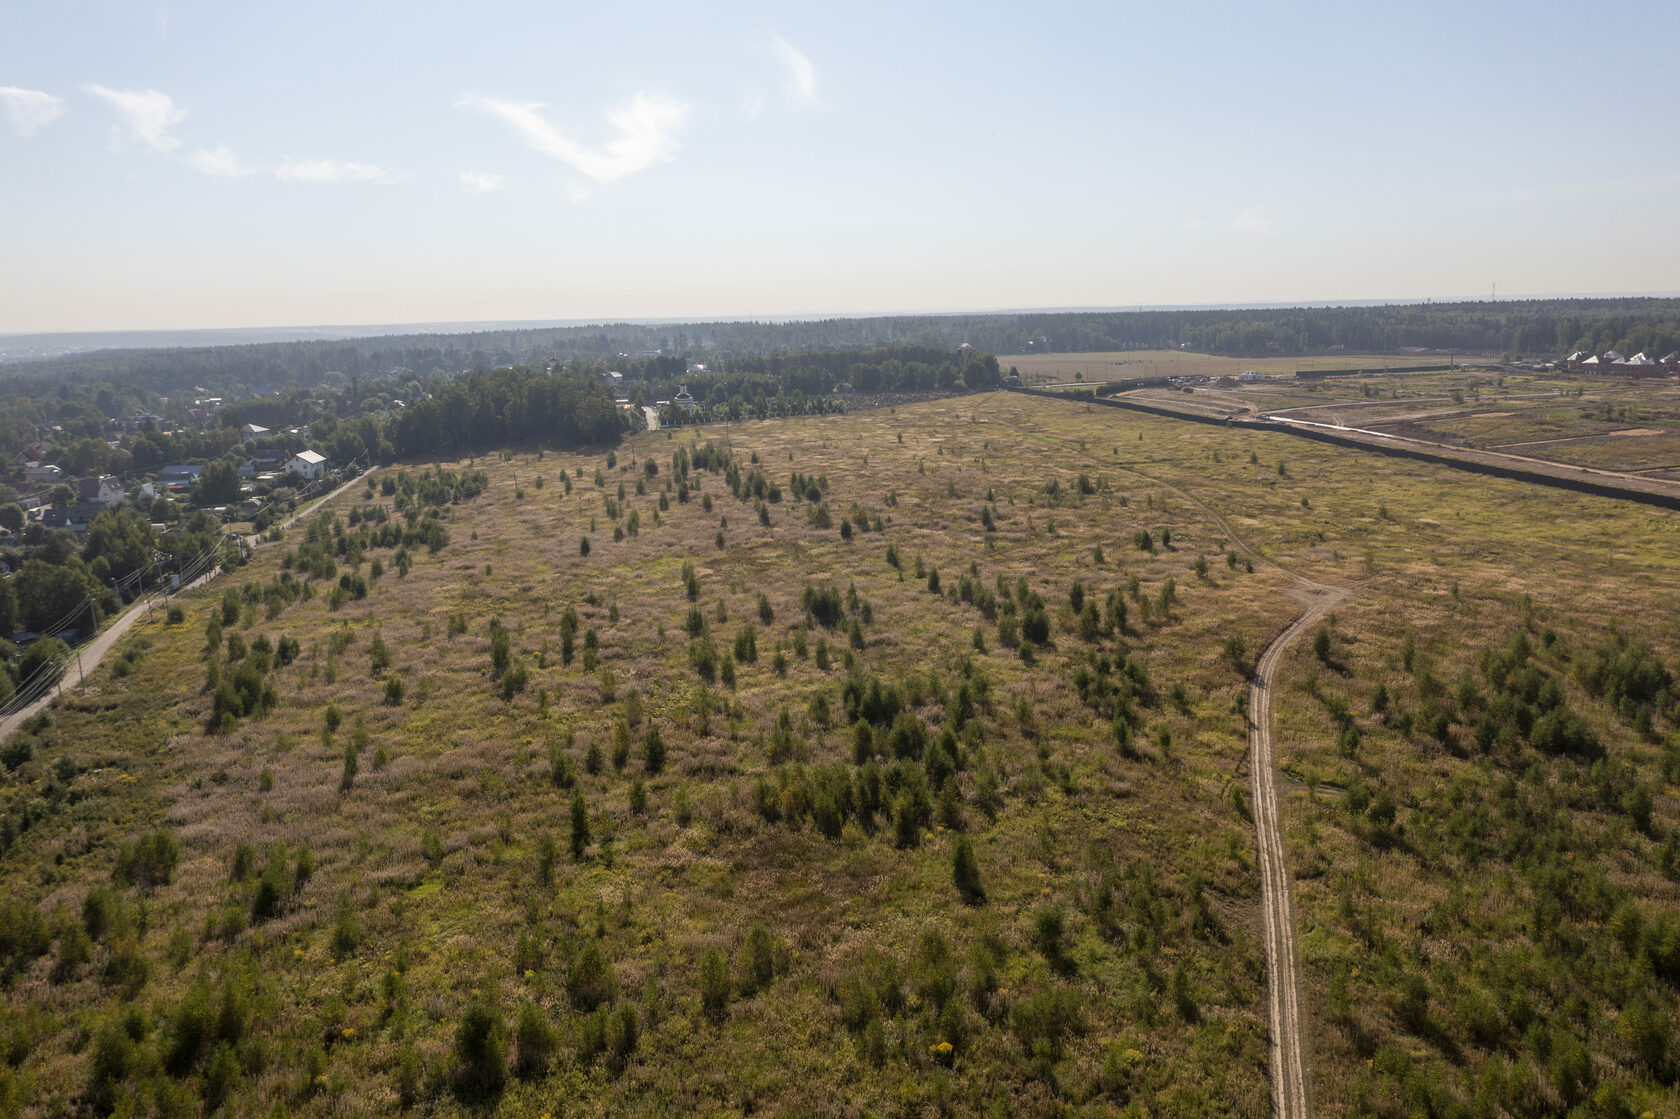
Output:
[
  {"xmin": 459, "ymin": 170, "xmax": 504, "ymax": 193},
  {"xmin": 191, "ymin": 145, "xmax": 254, "ymax": 177},
  {"xmin": 1231, "ymin": 206, "xmax": 1274, "ymax": 234},
  {"xmin": 0, "ymin": 86, "xmax": 66, "ymax": 137},
  {"xmin": 274, "ymin": 158, "xmax": 400, "ymax": 184},
  {"xmin": 83, "ymin": 84, "xmax": 185, "ymax": 151},
  {"xmin": 770, "ymin": 34, "xmax": 819, "ymax": 106},
  {"xmin": 459, "ymin": 92, "xmax": 688, "ymax": 185}
]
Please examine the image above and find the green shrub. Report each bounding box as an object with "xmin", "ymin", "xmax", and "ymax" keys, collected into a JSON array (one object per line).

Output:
[
  {"xmin": 606, "ymin": 1003, "xmax": 639, "ymax": 1072},
  {"xmin": 738, "ymin": 925, "xmax": 775, "ymax": 996},
  {"xmin": 570, "ymin": 790, "xmax": 590, "ymax": 859},
  {"xmin": 452, "ymin": 995, "xmax": 507, "ymax": 1098},
  {"xmin": 952, "ymin": 835, "xmax": 984, "ymax": 905},
  {"xmin": 86, "ymin": 1019, "xmax": 136, "ymax": 1114},
  {"xmin": 114, "ymin": 829, "xmax": 180, "ymax": 888},
  {"xmin": 513, "ymin": 1001, "xmax": 555, "ymax": 1080},
  {"xmin": 569, "ymin": 940, "xmax": 614, "ymax": 1011},
  {"xmin": 699, "ymin": 946, "xmax": 730, "ymax": 1019},
  {"xmin": 644, "ymin": 725, "xmax": 666, "ymax": 774}
]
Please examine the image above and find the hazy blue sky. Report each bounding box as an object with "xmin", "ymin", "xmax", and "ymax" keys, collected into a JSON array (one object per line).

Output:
[{"xmin": 2, "ymin": 0, "xmax": 1677, "ymax": 333}]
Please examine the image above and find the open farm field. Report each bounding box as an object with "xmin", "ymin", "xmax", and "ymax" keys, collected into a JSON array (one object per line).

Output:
[
  {"xmin": 2, "ymin": 392, "xmax": 1679, "ymax": 1118},
  {"xmin": 1518, "ymin": 433, "xmax": 1680, "ymax": 473},
  {"xmin": 1005, "ymin": 350, "xmax": 1475, "ymax": 387}
]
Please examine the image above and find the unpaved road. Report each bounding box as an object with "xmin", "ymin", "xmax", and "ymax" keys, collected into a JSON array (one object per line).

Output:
[
  {"xmin": 1250, "ymin": 582, "xmax": 1345, "ymax": 1119},
  {"xmin": 1061, "ymin": 445, "xmax": 1338, "ymax": 1119}
]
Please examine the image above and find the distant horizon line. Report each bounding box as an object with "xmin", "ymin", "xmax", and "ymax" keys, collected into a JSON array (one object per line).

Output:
[{"xmin": 4, "ymin": 290, "xmax": 1679, "ymax": 351}]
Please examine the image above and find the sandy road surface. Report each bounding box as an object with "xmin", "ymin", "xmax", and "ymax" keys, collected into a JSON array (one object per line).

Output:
[
  {"xmin": 1249, "ymin": 583, "xmax": 1344, "ymax": 1119},
  {"xmin": 1056, "ymin": 439, "xmax": 1336, "ymax": 1119}
]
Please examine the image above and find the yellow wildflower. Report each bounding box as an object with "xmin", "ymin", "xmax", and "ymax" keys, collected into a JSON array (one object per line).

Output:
[{"xmin": 931, "ymin": 1041, "xmax": 953, "ymax": 1054}]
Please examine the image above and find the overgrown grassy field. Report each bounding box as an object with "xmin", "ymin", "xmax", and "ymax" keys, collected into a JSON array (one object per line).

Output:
[
  {"xmin": 1007, "ymin": 350, "xmax": 1486, "ymax": 386},
  {"xmin": 2, "ymin": 392, "xmax": 1677, "ymax": 1118},
  {"xmin": 1123, "ymin": 365, "xmax": 1680, "ymax": 480},
  {"xmin": 1001, "ymin": 346, "xmax": 1464, "ymax": 386}
]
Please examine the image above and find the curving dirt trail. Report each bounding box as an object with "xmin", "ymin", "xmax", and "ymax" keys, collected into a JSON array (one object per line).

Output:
[{"xmin": 1249, "ymin": 582, "xmax": 1344, "ymax": 1119}]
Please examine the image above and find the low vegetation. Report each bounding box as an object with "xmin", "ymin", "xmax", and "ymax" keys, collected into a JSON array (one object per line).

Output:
[{"xmin": 0, "ymin": 391, "xmax": 1675, "ymax": 1117}]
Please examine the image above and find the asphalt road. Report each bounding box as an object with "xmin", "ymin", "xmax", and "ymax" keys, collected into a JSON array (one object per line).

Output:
[
  {"xmin": 0, "ymin": 470, "xmax": 372, "ymax": 741},
  {"xmin": 0, "ymin": 568, "xmax": 216, "ymax": 740}
]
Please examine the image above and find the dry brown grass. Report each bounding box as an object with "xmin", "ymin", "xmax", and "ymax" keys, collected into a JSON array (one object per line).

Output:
[{"xmin": 2, "ymin": 391, "xmax": 1677, "ymax": 1117}]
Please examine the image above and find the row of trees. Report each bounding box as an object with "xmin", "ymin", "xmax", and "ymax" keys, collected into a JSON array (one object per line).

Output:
[
  {"xmin": 387, "ymin": 368, "xmax": 627, "ymax": 458},
  {"xmin": 10, "ymin": 298, "xmax": 1679, "ymax": 411}
]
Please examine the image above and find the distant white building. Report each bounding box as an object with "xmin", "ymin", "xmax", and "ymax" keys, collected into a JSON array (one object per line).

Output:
[
  {"xmin": 674, "ymin": 384, "xmax": 698, "ymax": 414},
  {"xmin": 23, "ymin": 463, "xmax": 62, "ymax": 484},
  {"xmin": 686, "ymin": 362, "xmax": 708, "ymax": 375},
  {"xmin": 241, "ymin": 423, "xmax": 270, "ymax": 442},
  {"xmin": 287, "ymin": 450, "xmax": 327, "ymax": 481},
  {"xmin": 78, "ymin": 475, "xmax": 125, "ymax": 506}
]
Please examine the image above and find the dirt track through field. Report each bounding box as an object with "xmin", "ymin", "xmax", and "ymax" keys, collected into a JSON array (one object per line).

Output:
[
  {"xmin": 1120, "ymin": 459, "xmax": 1339, "ymax": 1119},
  {"xmin": 975, "ymin": 393, "xmax": 1336, "ymax": 1119},
  {"xmin": 1249, "ymin": 582, "xmax": 1343, "ymax": 1119}
]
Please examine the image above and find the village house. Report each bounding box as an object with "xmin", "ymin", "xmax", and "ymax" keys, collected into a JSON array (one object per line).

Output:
[
  {"xmin": 41, "ymin": 503, "xmax": 102, "ymax": 532},
  {"xmin": 1568, "ymin": 349, "xmax": 1676, "ymax": 376},
  {"xmin": 77, "ymin": 475, "xmax": 125, "ymax": 506},
  {"xmin": 159, "ymin": 464, "xmax": 203, "ymax": 492},
  {"xmin": 286, "ymin": 450, "xmax": 327, "ymax": 481}
]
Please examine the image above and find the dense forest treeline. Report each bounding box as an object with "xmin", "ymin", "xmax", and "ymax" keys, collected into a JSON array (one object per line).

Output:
[
  {"xmin": 5, "ymin": 299, "xmax": 1679, "ymax": 402},
  {"xmin": 385, "ymin": 368, "xmax": 628, "ymax": 458},
  {"xmin": 0, "ymin": 347, "xmax": 1001, "ymax": 467}
]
